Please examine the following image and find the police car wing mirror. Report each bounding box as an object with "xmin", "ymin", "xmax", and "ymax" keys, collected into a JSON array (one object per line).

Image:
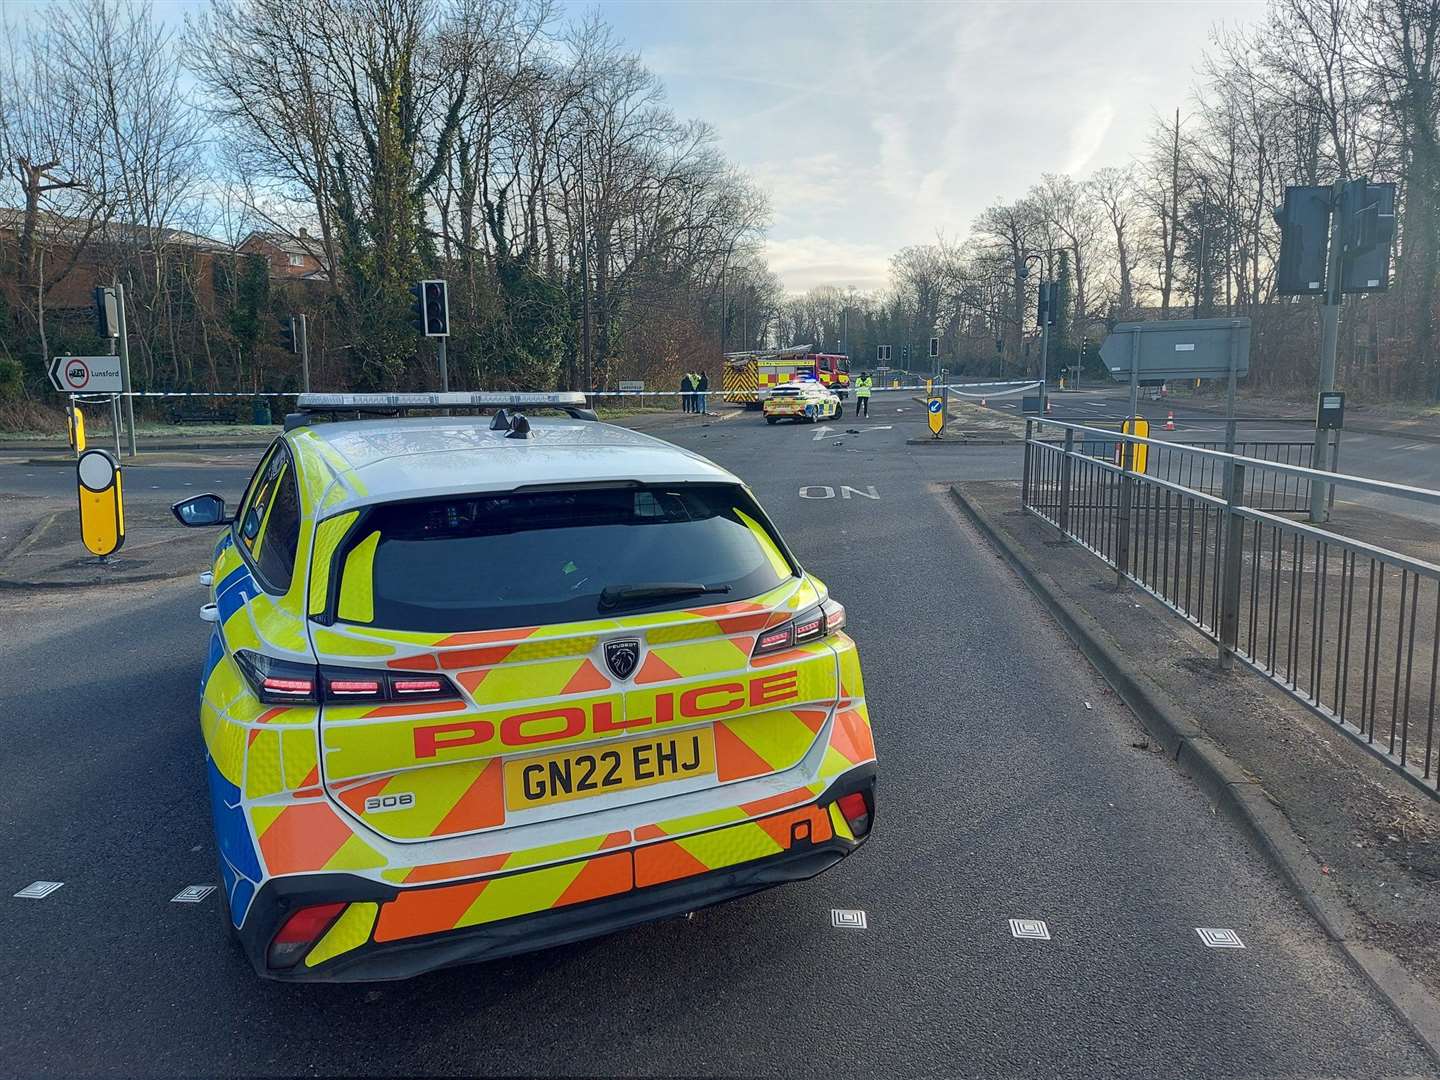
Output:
[
  {"xmin": 172, "ymin": 493, "xmax": 232, "ymax": 527},
  {"xmin": 489, "ymin": 408, "xmax": 510, "ymax": 430},
  {"xmin": 505, "ymin": 413, "xmax": 531, "ymax": 439}
]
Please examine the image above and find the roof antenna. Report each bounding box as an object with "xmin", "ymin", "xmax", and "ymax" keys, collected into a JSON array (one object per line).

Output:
[
  {"xmin": 489, "ymin": 408, "xmax": 510, "ymax": 430},
  {"xmin": 505, "ymin": 413, "xmax": 531, "ymax": 439}
]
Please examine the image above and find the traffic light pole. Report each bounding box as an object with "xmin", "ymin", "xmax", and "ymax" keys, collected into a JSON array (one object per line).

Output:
[
  {"xmin": 298, "ymin": 314, "xmax": 310, "ymax": 393},
  {"xmin": 437, "ymin": 336, "xmax": 449, "ymax": 393},
  {"xmin": 1310, "ymin": 179, "xmax": 1346, "ymax": 524},
  {"xmin": 115, "ymin": 281, "xmax": 136, "ymax": 457}
]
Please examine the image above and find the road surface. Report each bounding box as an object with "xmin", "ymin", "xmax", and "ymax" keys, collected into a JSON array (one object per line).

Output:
[{"xmin": 0, "ymin": 407, "xmax": 1433, "ymax": 1078}]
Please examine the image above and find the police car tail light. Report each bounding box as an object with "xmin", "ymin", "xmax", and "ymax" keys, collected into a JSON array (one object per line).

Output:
[
  {"xmin": 752, "ymin": 598, "xmax": 848, "ymax": 657},
  {"xmin": 836, "ymin": 789, "xmax": 873, "ymax": 838},
  {"xmin": 390, "ymin": 676, "xmax": 451, "ymax": 697},
  {"xmin": 235, "ymin": 651, "xmax": 319, "ymax": 704},
  {"xmin": 268, "ymin": 902, "xmax": 346, "ymax": 969}
]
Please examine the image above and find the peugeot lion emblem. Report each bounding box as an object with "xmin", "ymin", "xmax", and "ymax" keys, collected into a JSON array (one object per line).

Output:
[{"xmin": 604, "ymin": 638, "xmax": 642, "ymax": 681}]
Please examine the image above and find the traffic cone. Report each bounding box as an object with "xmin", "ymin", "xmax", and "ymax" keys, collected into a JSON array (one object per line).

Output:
[{"xmin": 1165, "ymin": 411, "xmax": 1176, "ymax": 431}]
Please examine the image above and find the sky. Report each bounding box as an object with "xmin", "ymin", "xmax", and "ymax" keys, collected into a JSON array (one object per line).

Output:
[{"xmin": 571, "ymin": 0, "xmax": 1269, "ymax": 294}]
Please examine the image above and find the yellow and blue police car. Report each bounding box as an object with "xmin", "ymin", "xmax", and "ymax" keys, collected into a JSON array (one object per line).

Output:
[
  {"xmin": 762, "ymin": 379, "xmax": 842, "ymax": 424},
  {"xmin": 173, "ymin": 392, "xmax": 877, "ymax": 981}
]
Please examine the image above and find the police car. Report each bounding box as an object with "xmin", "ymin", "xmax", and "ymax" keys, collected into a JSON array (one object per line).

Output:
[
  {"xmin": 173, "ymin": 392, "xmax": 877, "ymax": 981},
  {"xmin": 762, "ymin": 379, "xmax": 842, "ymax": 424}
]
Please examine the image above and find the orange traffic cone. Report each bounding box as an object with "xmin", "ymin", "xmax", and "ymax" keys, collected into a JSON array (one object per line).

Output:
[{"xmin": 1165, "ymin": 411, "xmax": 1176, "ymax": 431}]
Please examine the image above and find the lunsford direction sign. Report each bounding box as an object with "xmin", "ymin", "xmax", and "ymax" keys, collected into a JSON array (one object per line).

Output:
[{"xmin": 49, "ymin": 355, "xmax": 125, "ymax": 394}]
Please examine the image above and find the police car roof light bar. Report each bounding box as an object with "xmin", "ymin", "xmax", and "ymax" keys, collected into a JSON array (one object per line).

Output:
[{"xmin": 286, "ymin": 391, "xmax": 597, "ymax": 429}]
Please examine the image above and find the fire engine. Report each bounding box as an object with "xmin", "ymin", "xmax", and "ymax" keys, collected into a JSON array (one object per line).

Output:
[{"xmin": 723, "ymin": 345, "xmax": 851, "ymax": 407}]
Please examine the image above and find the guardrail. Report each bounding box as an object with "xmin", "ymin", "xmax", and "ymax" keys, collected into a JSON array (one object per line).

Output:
[{"xmin": 1022, "ymin": 416, "xmax": 1440, "ymax": 798}]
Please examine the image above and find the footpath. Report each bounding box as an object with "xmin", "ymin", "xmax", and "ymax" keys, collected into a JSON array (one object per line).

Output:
[
  {"xmin": 0, "ymin": 405, "xmax": 734, "ymax": 589},
  {"xmin": 950, "ymin": 478, "xmax": 1440, "ymax": 1059}
]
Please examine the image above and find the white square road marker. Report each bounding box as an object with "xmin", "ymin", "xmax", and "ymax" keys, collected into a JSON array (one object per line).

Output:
[
  {"xmin": 171, "ymin": 885, "xmax": 217, "ymax": 904},
  {"xmin": 1196, "ymin": 927, "xmax": 1245, "ymax": 949},
  {"xmin": 831, "ymin": 908, "xmax": 868, "ymax": 930},
  {"xmin": 1009, "ymin": 918, "xmax": 1051, "ymax": 941},
  {"xmin": 14, "ymin": 881, "xmax": 64, "ymax": 900}
]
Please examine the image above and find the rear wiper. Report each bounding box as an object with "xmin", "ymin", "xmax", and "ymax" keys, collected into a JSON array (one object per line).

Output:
[{"xmin": 598, "ymin": 582, "xmax": 732, "ymax": 610}]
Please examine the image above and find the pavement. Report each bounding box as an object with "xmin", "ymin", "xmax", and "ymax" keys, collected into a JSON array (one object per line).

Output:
[{"xmin": 1, "ymin": 403, "xmax": 1436, "ymax": 1077}]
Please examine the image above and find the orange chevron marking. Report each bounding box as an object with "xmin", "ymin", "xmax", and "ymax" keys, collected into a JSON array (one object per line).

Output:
[
  {"xmin": 431, "ymin": 760, "xmax": 504, "ymax": 836},
  {"xmin": 634, "ymin": 840, "xmax": 710, "ymax": 888},
  {"xmin": 600, "ymin": 830, "xmax": 632, "ymax": 849},
  {"xmin": 387, "ymin": 654, "xmax": 438, "ymax": 671},
  {"xmin": 753, "ymin": 646, "xmax": 813, "ymax": 668},
  {"xmin": 718, "ymin": 612, "xmax": 770, "ymax": 634},
  {"xmin": 633, "ymin": 824, "xmax": 665, "ymax": 842},
  {"xmin": 256, "ymin": 708, "xmax": 288, "ymax": 724},
  {"xmin": 829, "ymin": 709, "xmax": 876, "ymax": 765},
  {"xmin": 299, "ymin": 765, "xmax": 319, "ymax": 788},
  {"xmin": 336, "ymin": 776, "xmax": 391, "ymax": 816},
  {"xmin": 728, "ymin": 635, "xmax": 756, "ymax": 657},
  {"xmin": 793, "ymin": 708, "xmax": 828, "ymax": 734},
  {"xmin": 714, "ymin": 721, "xmax": 774, "ymax": 782},
  {"xmin": 435, "ymin": 627, "xmax": 538, "ymax": 647},
  {"xmin": 456, "ymin": 668, "xmax": 490, "ymax": 694},
  {"xmin": 693, "ymin": 599, "xmax": 768, "ymax": 618},
  {"xmin": 555, "ymin": 853, "xmax": 632, "ymax": 907},
  {"xmin": 374, "ymin": 880, "xmax": 489, "ymax": 942},
  {"xmin": 739, "ymin": 786, "xmax": 813, "ymax": 817},
  {"xmin": 562, "ymin": 659, "xmax": 611, "ymax": 695},
  {"xmin": 258, "ymin": 801, "xmax": 353, "ymax": 875},
  {"xmin": 634, "ymin": 652, "xmax": 682, "ymax": 685},
  {"xmin": 362, "ymin": 699, "xmax": 467, "ymax": 720},
  {"xmin": 438, "ymin": 644, "xmax": 519, "ymax": 670},
  {"xmin": 402, "ymin": 853, "xmax": 510, "ymax": 885}
]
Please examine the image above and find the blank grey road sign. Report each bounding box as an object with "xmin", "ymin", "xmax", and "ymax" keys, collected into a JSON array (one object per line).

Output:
[{"xmin": 1100, "ymin": 319, "xmax": 1250, "ymax": 382}]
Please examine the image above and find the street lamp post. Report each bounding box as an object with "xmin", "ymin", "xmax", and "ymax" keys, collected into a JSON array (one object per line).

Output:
[{"xmin": 1019, "ymin": 253, "xmax": 1050, "ymax": 412}]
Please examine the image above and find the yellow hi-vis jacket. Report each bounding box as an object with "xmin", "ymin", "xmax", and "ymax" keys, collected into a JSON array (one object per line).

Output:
[{"xmin": 855, "ymin": 376, "xmax": 873, "ymax": 398}]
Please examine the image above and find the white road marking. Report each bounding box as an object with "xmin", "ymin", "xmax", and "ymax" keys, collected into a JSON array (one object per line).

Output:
[
  {"xmin": 831, "ymin": 908, "xmax": 868, "ymax": 930},
  {"xmin": 814, "ymin": 424, "xmax": 892, "ymax": 441},
  {"xmin": 1195, "ymin": 927, "xmax": 1245, "ymax": 949},
  {"xmin": 14, "ymin": 881, "xmax": 63, "ymax": 899},
  {"xmin": 798, "ymin": 485, "xmax": 880, "ymax": 500},
  {"xmin": 1009, "ymin": 918, "xmax": 1051, "ymax": 941},
  {"xmin": 171, "ymin": 885, "xmax": 217, "ymax": 903}
]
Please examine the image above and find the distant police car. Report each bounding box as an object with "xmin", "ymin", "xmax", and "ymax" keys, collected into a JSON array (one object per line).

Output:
[
  {"xmin": 763, "ymin": 380, "xmax": 842, "ymax": 424},
  {"xmin": 173, "ymin": 392, "xmax": 877, "ymax": 981}
]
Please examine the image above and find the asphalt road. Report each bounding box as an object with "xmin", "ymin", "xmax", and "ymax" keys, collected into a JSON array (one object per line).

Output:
[{"xmin": 0, "ymin": 406, "xmax": 1434, "ymax": 1078}]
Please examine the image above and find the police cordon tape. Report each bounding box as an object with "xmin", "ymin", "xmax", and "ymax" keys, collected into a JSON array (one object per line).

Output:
[{"xmin": 85, "ymin": 379, "xmax": 1043, "ymax": 400}]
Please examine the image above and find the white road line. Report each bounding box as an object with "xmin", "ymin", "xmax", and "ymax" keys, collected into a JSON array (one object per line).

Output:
[
  {"xmin": 831, "ymin": 908, "xmax": 867, "ymax": 930},
  {"xmin": 1195, "ymin": 927, "xmax": 1245, "ymax": 949},
  {"xmin": 171, "ymin": 885, "xmax": 217, "ymax": 903},
  {"xmin": 1009, "ymin": 918, "xmax": 1051, "ymax": 940},
  {"xmin": 14, "ymin": 881, "xmax": 63, "ymax": 899}
]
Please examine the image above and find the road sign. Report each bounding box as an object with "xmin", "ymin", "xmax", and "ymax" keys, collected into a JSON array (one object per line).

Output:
[
  {"xmin": 76, "ymin": 448, "xmax": 125, "ymax": 557},
  {"xmin": 49, "ymin": 356, "xmax": 124, "ymax": 394},
  {"xmin": 1100, "ymin": 319, "xmax": 1250, "ymax": 382},
  {"xmin": 1317, "ymin": 391, "xmax": 1345, "ymax": 430},
  {"xmin": 927, "ymin": 395, "xmax": 944, "ymax": 437},
  {"xmin": 617, "ymin": 380, "xmax": 644, "ymax": 392}
]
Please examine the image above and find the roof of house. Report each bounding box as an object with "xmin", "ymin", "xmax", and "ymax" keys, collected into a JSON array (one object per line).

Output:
[
  {"xmin": 289, "ymin": 416, "xmax": 737, "ymax": 514},
  {"xmin": 0, "ymin": 208, "xmax": 225, "ymax": 252},
  {"xmin": 242, "ymin": 230, "xmax": 324, "ymax": 261}
]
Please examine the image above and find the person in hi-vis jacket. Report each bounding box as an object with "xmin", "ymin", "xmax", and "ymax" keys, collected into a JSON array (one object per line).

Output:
[{"xmin": 855, "ymin": 372, "xmax": 873, "ymax": 417}]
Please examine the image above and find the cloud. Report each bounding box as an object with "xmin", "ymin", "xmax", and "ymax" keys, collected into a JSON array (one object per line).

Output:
[
  {"xmin": 1065, "ymin": 105, "xmax": 1118, "ymax": 175},
  {"xmin": 761, "ymin": 235, "xmax": 892, "ymax": 295}
]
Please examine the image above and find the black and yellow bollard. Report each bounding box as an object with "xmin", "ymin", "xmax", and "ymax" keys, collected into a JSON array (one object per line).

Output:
[{"xmin": 76, "ymin": 448, "xmax": 125, "ymax": 559}]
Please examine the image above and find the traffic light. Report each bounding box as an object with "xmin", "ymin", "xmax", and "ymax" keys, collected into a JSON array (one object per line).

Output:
[
  {"xmin": 1340, "ymin": 181, "xmax": 1396, "ymax": 294},
  {"xmin": 1037, "ymin": 281, "xmax": 1058, "ymax": 327},
  {"xmin": 1275, "ymin": 185, "xmax": 1330, "ymax": 295},
  {"xmin": 902, "ymin": 343, "xmax": 910, "ymax": 362},
  {"xmin": 277, "ymin": 316, "xmax": 298, "ymax": 354},
  {"xmin": 1080, "ymin": 338, "xmax": 1090, "ymax": 366},
  {"xmin": 411, "ymin": 279, "xmax": 450, "ymax": 336},
  {"xmin": 929, "ymin": 336, "xmax": 939, "ymax": 358},
  {"xmin": 94, "ymin": 287, "xmax": 119, "ymax": 338}
]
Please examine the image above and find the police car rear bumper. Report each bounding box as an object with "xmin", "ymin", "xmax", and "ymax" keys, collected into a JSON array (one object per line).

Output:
[{"xmin": 240, "ymin": 769, "xmax": 875, "ymax": 982}]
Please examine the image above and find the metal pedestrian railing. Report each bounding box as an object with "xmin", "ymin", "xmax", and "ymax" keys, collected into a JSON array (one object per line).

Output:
[{"xmin": 1023, "ymin": 417, "xmax": 1440, "ymax": 798}]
